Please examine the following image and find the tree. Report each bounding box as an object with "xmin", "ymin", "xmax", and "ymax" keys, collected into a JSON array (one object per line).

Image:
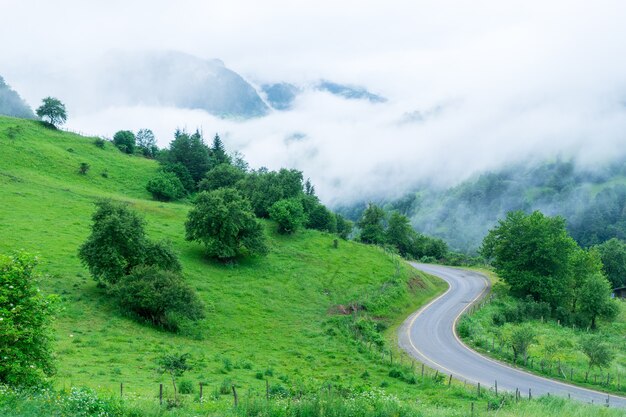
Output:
[
  {"xmin": 0, "ymin": 252, "xmax": 57, "ymax": 386},
  {"xmin": 593, "ymin": 238, "xmax": 626, "ymax": 288},
  {"xmin": 305, "ymin": 202, "xmax": 337, "ymax": 233},
  {"xmin": 358, "ymin": 204, "xmax": 386, "ymax": 245},
  {"xmin": 239, "ymin": 168, "xmax": 304, "ymax": 217},
  {"xmin": 146, "ymin": 171, "xmax": 186, "ymax": 201},
  {"xmin": 113, "ymin": 130, "xmax": 136, "ymax": 154},
  {"xmin": 157, "ymin": 353, "xmax": 192, "ymax": 401},
  {"xmin": 78, "ymin": 200, "xmax": 180, "ymax": 285},
  {"xmin": 580, "ymin": 336, "xmax": 614, "ymax": 378},
  {"xmin": 480, "ymin": 211, "xmax": 578, "ymax": 309},
  {"xmin": 335, "ymin": 214, "xmax": 354, "ymax": 240},
  {"xmin": 509, "ymin": 324, "xmax": 536, "ymax": 365},
  {"xmin": 198, "ymin": 163, "xmax": 246, "ymax": 192},
  {"xmin": 209, "ymin": 133, "xmax": 230, "ymax": 167},
  {"xmin": 136, "ymin": 129, "xmax": 158, "ymax": 158},
  {"xmin": 185, "ymin": 189, "xmax": 268, "ymax": 260},
  {"xmin": 35, "ymin": 97, "xmax": 67, "ymax": 127},
  {"xmin": 269, "ymin": 198, "xmax": 306, "ymax": 234},
  {"xmin": 577, "ymin": 273, "xmax": 619, "ymax": 329},
  {"xmin": 78, "ymin": 162, "xmax": 90, "ymax": 175},
  {"xmin": 386, "ymin": 212, "xmax": 415, "ymax": 257},
  {"xmin": 162, "ymin": 163, "xmax": 196, "ymax": 194},
  {"xmin": 165, "ymin": 129, "xmax": 211, "ymax": 184},
  {"xmin": 115, "ymin": 266, "xmax": 204, "ymax": 331}
]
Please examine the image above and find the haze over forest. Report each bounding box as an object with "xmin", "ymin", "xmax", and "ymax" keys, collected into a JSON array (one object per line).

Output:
[{"xmin": 2, "ymin": 0, "xmax": 626, "ymax": 207}]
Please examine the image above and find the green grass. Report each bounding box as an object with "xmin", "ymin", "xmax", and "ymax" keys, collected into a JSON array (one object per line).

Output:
[
  {"xmin": 1, "ymin": 116, "xmax": 625, "ymax": 416},
  {"xmin": 460, "ymin": 280, "xmax": 626, "ymax": 396}
]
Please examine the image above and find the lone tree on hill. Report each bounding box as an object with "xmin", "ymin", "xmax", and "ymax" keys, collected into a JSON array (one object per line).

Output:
[
  {"xmin": 113, "ymin": 130, "xmax": 136, "ymax": 154},
  {"xmin": 35, "ymin": 97, "xmax": 67, "ymax": 127}
]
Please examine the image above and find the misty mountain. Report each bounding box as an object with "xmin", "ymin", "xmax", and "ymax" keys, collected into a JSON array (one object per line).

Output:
[
  {"xmin": 0, "ymin": 76, "xmax": 35, "ymax": 119},
  {"xmin": 97, "ymin": 51, "xmax": 269, "ymax": 118},
  {"xmin": 261, "ymin": 80, "xmax": 386, "ymax": 110},
  {"xmin": 339, "ymin": 158, "xmax": 626, "ymax": 254}
]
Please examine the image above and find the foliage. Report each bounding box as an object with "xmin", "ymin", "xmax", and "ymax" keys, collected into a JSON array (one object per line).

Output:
[
  {"xmin": 198, "ymin": 163, "xmax": 245, "ymax": 192},
  {"xmin": 269, "ymin": 198, "xmax": 306, "ymax": 234},
  {"xmin": 305, "ymin": 200, "xmax": 337, "ymax": 233},
  {"xmin": 135, "ymin": 128, "xmax": 158, "ymax": 158},
  {"xmin": 35, "ymin": 97, "xmax": 66, "ymax": 127},
  {"xmin": 162, "ymin": 162, "xmax": 196, "ymax": 194},
  {"xmin": 112, "ymin": 130, "xmax": 136, "ymax": 154},
  {"xmin": 509, "ymin": 324, "xmax": 536, "ymax": 365},
  {"xmin": 185, "ymin": 189, "xmax": 268, "ymax": 260},
  {"xmin": 209, "ymin": 133, "xmax": 230, "ymax": 167},
  {"xmin": 162, "ymin": 129, "xmax": 211, "ymax": 184},
  {"xmin": 146, "ymin": 171, "xmax": 186, "ymax": 201},
  {"xmin": 93, "ymin": 138, "xmax": 106, "ymax": 149},
  {"xmin": 239, "ymin": 168, "xmax": 304, "ymax": 217},
  {"xmin": 157, "ymin": 353, "xmax": 192, "ymax": 400},
  {"xmin": 481, "ymin": 211, "xmax": 578, "ymax": 309},
  {"xmin": 385, "ymin": 212, "xmax": 416, "ymax": 258},
  {"xmin": 580, "ymin": 336, "xmax": 614, "ymax": 371},
  {"xmin": 78, "ymin": 162, "xmax": 90, "ymax": 175},
  {"xmin": 78, "ymin": 200, "xmax": 180, "ymax": 285},
  {"xmin": 0, "ymin": 252, "xmax": 56, "ymax": 386},
  {"xmin": 593, "ymin": 238, "xmax": 626, "ymax": 288},
  {"xmin": 577, "ymin": 273, "xmax": 619, "ymax": 329},
  {"xmin": 335, "ymin": 214, "xmax": 353, "ymax": 240},
  {"xmin": 358, "ymin": 204, "xmax": 387, "ymax": 245},
  {"xmin": 114, "ymin": 266, "xmax": 204, "ymax": 331}
]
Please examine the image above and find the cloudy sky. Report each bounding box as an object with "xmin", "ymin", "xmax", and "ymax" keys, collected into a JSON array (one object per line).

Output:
[{"xmin": 3, "ymin": 0, "xmax": 626, "ymax": 204}]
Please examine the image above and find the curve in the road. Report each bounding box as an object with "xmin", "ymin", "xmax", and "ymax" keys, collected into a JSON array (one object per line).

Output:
[{"xmin": 398, "ymin": 263, "xmax": 626, "ymax": 408}]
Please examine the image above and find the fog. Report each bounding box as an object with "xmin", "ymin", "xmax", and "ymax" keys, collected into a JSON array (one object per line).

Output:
[{"xmin": 2, "ymin": 1, "xmax": 626, "ymax": 205}]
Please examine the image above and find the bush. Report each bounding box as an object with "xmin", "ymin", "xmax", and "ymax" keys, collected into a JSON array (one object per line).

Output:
[
  {"xmin": 305, "ymin": 202, "xmax": 337, "ymax": 233},
  {"xmin": 0, "ymin": 252, "xmax": 57, "ymax": 386},
  {"xmin": 78, "ymin": 162, "xmax": 90, "ymax": 175},
  {"xmin": 185, "ymin": 189, "xmax": 268, "ymax": 260},
  {"xmin": 198, "ymin": 163, "xmax": 246, "ymax": 192},
  {"xmin": 113, "ymin": 130, "xmax": 136, "ymax": 154},
  {"xmin": 269, "ymin": 198, "xmax": 306, "ymax": 234},
  {"xmin": 93, "ymin": 138, "xmax": 106, "ymax": 149},
  {"xmin": 115, "ymin": 266, "xmax": 204, "ymax": 331},
  {"xmin": 146, "ymin": 171, "xmax": 186, "ymax": 202},
  {"xmin": 178, "ymin": 379, "xmax": 194, "ymax": 394}
]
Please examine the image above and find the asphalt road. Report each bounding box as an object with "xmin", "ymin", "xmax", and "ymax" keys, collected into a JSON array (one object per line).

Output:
[{"xmin": 398, "ymin": 263, "xmax": 626, "ymax": 408}]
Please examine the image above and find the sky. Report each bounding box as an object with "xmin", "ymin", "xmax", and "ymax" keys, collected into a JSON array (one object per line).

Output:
[{"xmin": 2, "ymin": 0, "xmax": 626, "ymax": 205}]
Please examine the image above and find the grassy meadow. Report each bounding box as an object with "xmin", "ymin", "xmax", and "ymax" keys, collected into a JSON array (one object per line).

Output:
[{"xmin": 1, "ymin": 116, "xmax": 625, "ymax": 416}]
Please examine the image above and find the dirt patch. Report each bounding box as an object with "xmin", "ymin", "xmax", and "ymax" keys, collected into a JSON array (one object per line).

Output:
[
  {"xmin": 328, "ymin": 302, "xmax": 366, "ymax": 315},
  {"xmin": 407, "ymin": 276, "xmax": 427, "ymax": 292}
]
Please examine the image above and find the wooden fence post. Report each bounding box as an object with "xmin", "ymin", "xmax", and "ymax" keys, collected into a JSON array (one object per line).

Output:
[
  {"xmin": 448, "ymin": 374, "xmax": 452, "ymax": 386},
  {"xmin": 495, "ymin": 380, "xmax": 498, "ymax": 396},
  {"xmin": 232, "ymin": 385, "xmax": 238, "ymax": 407},
  {"xmin": 199, "ymin": 382, "xmax": 203, "ymax": 401},
  {"xmin": 159, "ymin": 384, "xmax": 163, "ymax": 405},
  {"xmin": 529, "ymin": 388, "xmax": 532, "ymax": 400},
  {"xmin": 471, "ymin": 401, "xmax": 474, "ymax": 416},
  {"xmin": 477, "ymin": 382, "xmax": 481, "ymax": 397},
  {"xmin": 421, "ymin": 363, "xmax": 424, "ymax": 378},
  {"xmin": 120, "ymin": 382, "xmax": 123, "ymax": 398}
]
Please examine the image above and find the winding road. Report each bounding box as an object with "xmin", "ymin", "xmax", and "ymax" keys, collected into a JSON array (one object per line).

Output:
[{"xmin": 398, "ymin": 263, "xmax": 626, "ymax": 408}]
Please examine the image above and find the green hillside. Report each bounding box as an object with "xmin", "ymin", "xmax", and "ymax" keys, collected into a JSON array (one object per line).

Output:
[{"xmin": 1, "ymin": 116, "xmax": 624, "ymax": 416}]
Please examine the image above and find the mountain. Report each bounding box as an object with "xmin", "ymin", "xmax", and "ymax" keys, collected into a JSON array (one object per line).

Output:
[
  {"xmin": 261, "ymin": 80, "xmax": 386, "ymax": 111},
  {"xmin": 0, "ymin": 76, "xmax": 35, "ymax": 119},
  {"xmin": 96, "ymin": 51, "xmax": 269, "ymax": 118}
]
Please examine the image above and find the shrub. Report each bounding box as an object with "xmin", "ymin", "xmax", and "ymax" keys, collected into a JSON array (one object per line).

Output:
[
  {"xmin": 114, "ymin": 266, "xmax": 204, "ymax": 331},
  {"xmin": 0, "ymin": 252, "xmax": 57, "ymax": 387},
  {"xmin": 93, "ymin": 138, "xmax": 106, "ymax": 149},
  {"xmin": 178, "ymin": 379, "xmax": 194, "ymax": 394},
  {"xmin": 198, "ymin": 163, "xmax": 246, "ymax": 192},
  {"xmin": 269, "ymin": 198, "xmax": 306, "ymax": 234},
  {"xmin": 78, "ymin": 162, "xmax": 90, "ymax": 175},
  {"xmin": 113, "ymin": 130, "xmax": 136, "ymax": 154},
  {"xmin": 146, "ymin": 171, "xmax": 186, "ymax": 202}
]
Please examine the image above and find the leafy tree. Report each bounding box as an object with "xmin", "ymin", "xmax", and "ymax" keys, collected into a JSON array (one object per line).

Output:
[
  {"xmin": 580, "ymin": 336, "xmax": 614, "ymax": 375},
  {"xmin": 386, "ymin": 212, "xmax": 415, "ymax": 257},
  {"xmin": 569, "ymin": 248, "xmax": 604, "ymax": 314},
  {"xmin": 112, "ymin": 130, "xmax": 136, "ymax": 154},
  {"xmin": 358, "ymin": 204, "xmax": 386, "ymax": 245},
  {"xmin": 78, "ymin": 162, "xmax": 90, "ymax": 175},
  {"xmin": 509, "ymin": 324, "xmax": 536, "ymax": 365},
  {"xmin": 136, "ymin": 128, "xmax": 158, "ymax": 158},
  {"xmin": 305, "ymin": 202, "xmax": 337, "ymax": 233},
  {"xmin": 115, "ymin": 266, "xmax": 204, "ymax": 331},
  {"xmin": 165, "ymin": 129, "xmax": 211, "ymax": 184},
  {"xmin": 198, "ymin": 163, "xmax": 246, "ymax": 192},
  {"xmin": 35, "ymin": 97, "xmax": 67, "ymax": 127},
  {"xmin": 185, "ymin": 189, "xmax": 268, "ymax": 260},
  {"xmin": 0, "ymin": 252, "xmax": 57, "ymax": 386},
  {"xmin": 239, "ymin": 168, "xmax": 304, "ymax": 217},
  {"xmin": 146, "ymin": 171, "xmax": 186, "ymax": 201},
  {"xmin": 335, "ymin": 214, "xmax": 354, "ymax": 240},
  {"xmin": 577, "ymin": 273, "xmax": 619, "ymax": 329},
  {"xmin": 142, "ymin": 240, "xmax": 182, "ymax": 274},
  {"xmin": 269, "ymin": 198, "xmax": 306, "ymax": 234},
  {"xmin": 78, "ymin": 200, "xmax": 180, "ymax": 285},
  {"xmin": 162, "ymin": 163, "xmax": 196, "ymax": 194},
  {"xmin": 481, "ymin": 211, "xmax": 578, "ymax": 309},
  {"xmin": 157, "ymin": 353, "xmax": 192, "ymax": 400},
  {"xmin": 593, "ymin": 238, "xmax": 626, "ymax": 288},
  {"xmin": 209, "ymin": 133, "xmax": 230, "ymax": 167},
  {"xmin": 304, "ymin": 178, "xmax": 316, "ymax": 196}
]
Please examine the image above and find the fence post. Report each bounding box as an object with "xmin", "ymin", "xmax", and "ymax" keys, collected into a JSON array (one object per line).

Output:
[
  {"xmin": 159, "ymin": 384, "xmax": 163, "ymax": 405},
  {"xmin": 232, "ymin": 385, "xmax": 238, "ymax": 407},
  {"xmin": 477, "ymin": 382, "xmax": 481, "ymax": 397},
  {"xmin": 421, "ymin": 363, "xmax": 424, "ymax": 378},
  {"xmin": 434, "ymin": 370, "xmax": 439, "ymax": 380},
  {"xmin": 495, "ymin": 380, "xmax": 498, "ymax": 396},
  {"xmin": 471, "ymin": 401, "xmax": 474, "ymax": 416},
  {"xmin": 120, "ymin": 382, "xmax": 123, "ymax": 398},
  {"xmin": 448, "ymin": 374, "xmax": 452, "ymax": 386},
  {"xmin": 199, "ymin": 383, "xmax": 203, "ymax": 401},
  {"xmin": 266, "ymin": 379, "xmax": 270, "ymax": 401},
  {"xmin": 529, "ymin": 388, "xmax": 532, "ymax": 400}
]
